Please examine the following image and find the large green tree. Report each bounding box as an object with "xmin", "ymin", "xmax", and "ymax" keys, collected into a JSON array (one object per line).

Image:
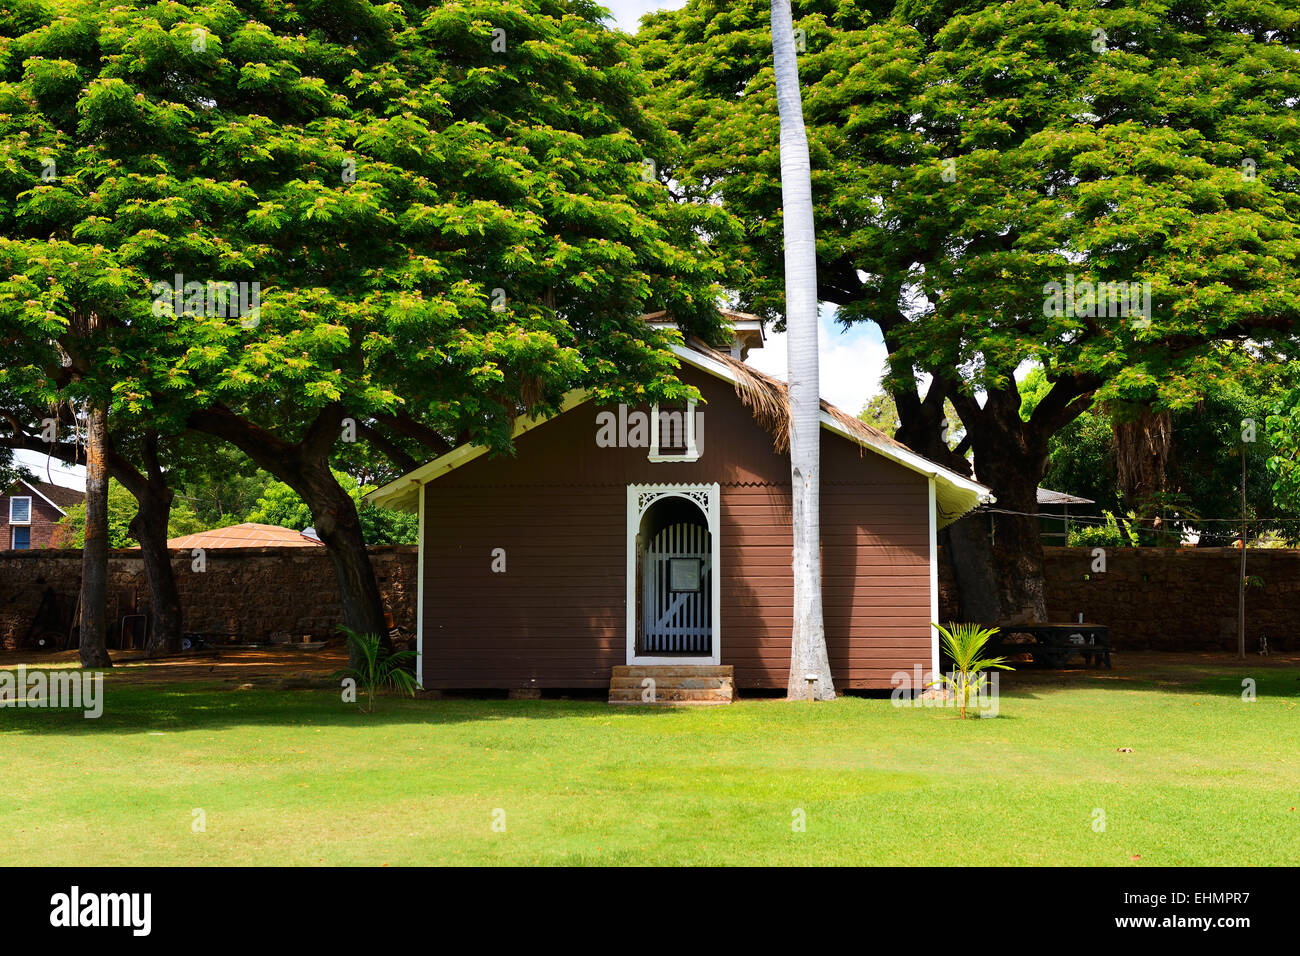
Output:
[
  {"xmin": 2, "ymin": 0, "xmax": 727, "ymax": 651},
  {"xmin": 1023, "ymin": 353, "xmax": 1295, "ymax": 545},
  {"xmin": 639, "ymin": 0, "xmax": 1300, "ymax": 621}
]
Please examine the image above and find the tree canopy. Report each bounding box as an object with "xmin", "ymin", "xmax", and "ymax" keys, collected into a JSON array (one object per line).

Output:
[
  {"xmin": 639, "ymin": 0, "xmax": 1300, "ymax": 617},
  {"xmin": 1, "ymin": 0, "xmax": 731, "ymax": 646}
]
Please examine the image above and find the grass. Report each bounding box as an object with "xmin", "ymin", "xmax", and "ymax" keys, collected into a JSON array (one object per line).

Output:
[{"xmin": 1, "ymin": 660, "xmax": 1297, "ymax": 865}]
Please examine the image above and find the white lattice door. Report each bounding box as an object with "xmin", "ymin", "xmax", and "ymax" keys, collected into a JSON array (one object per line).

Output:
[{"xmin": 641, "ymin": 521, "xmax": 712, "ymax": 654}]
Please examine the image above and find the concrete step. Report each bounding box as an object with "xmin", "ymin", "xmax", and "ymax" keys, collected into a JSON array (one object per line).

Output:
[
  {"xmin": 609, "ymin": 698, "xmax": 732, "ymax": 707},
  {"xmin": 609, "ymin": 676, "xmax": 732, "ymax": 691},
  {"xmin": 608, "ymin": 665, "xmax": 735, "ymax": 705},
  {"xmin": 609, "ymin": 686, "xmax": 733, "ymax": 703},
  {"xmin": 612, "ymin": 665, "xmax": 733, "ymax": 678}
]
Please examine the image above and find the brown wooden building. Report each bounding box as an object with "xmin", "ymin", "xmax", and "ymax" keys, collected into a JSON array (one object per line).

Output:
[{"xmin": 367, "ymin": 319, "xmax": 988, "ymax": 692}]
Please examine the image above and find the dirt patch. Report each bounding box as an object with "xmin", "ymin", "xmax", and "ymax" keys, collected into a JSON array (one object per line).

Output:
[
  {"xmin": 0, "ymin": 643, "xmax": 348, "ymax": 686},
  {"xmin": 1003, "ymin": 648, "xmax": 1300, "ymax": 687},
  {"xmin": 1, "ymin": 646, "xmax": 1294, "ymax": 692}
]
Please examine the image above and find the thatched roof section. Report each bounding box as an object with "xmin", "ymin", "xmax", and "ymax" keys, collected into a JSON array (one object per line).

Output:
[{"xmin": 684, "ymin": 339, "xmax": 910, "ymax": 456}]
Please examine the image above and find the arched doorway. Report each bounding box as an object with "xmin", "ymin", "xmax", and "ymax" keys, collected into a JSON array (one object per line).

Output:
[{"xmin": 626, "ymin": 484, "xmax": 720, "ymax": 665}]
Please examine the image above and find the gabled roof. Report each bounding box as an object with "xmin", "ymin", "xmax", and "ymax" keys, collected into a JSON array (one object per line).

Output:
[
  {"xmin": 365, "ymin": 340, "xmax": 992, "ymax": 527},
  {"xmin": 643, "ymin": 308, "xmax": 766, "ymax": 360},
  {"xmin": 5, "ymin": 478, "xmax": 84, "ymax": 516},
  {"xmin": 670, "ymin": 342, "xmax": 990, "ymax": 526},
  {"xmin": 166, "ymin": 523, "xmax": 323, "ymax": 549}
]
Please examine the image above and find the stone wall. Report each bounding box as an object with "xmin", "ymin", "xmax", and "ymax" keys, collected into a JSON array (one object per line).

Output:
[
  {"xmin": 4, "ymin": 543, "xmax": 1295, "ymax": 653},
  {"xmin": 0, "ymin": 546, "xmax": 418, "ymax": 650},
  {"xmin": 940, "ymin": 546, "xmax": 1298, "ymax": 651}
]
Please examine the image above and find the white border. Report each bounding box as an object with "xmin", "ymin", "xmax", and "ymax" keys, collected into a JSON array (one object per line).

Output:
[
  {"xmin": 626, "ymin": 482, "xmax": 721, "ymax": 666},
  {"xmin": 9, "ymin": 495, "xmax": 32, "ymax": 525},
  {"xmin": 416, "ymin": 482, "xmax": 426, "ymax": 689},
  {"xmin": 928, "ymin": 476, "xmax": 940, "ymax": 679},
  {"xmin": 648, "ymin": 400, "xmax": 701, "ymax": 462}
]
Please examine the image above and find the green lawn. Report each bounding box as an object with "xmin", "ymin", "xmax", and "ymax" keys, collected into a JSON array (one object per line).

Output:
[{"xmin": 2, "ymin": 663, "xmax": 1297, "ymax": 865}]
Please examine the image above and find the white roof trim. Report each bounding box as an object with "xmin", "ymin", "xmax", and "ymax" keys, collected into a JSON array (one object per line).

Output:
[
  {"xmin": 365, "ymin": 390, "xmax": 590, "ymax": 511},
  {"xmin": 365, "ymin": 344, "xmax": 992, "ymax": 524},
  {"xmin": 668, "ymin": 344, "xmax": 990, "ymax": 500},
  {"xmin": 13, "ymin": 478, "xmax": 69, "ymax": 516}
]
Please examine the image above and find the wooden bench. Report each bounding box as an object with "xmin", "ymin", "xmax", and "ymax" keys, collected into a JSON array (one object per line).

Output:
[{"xmin": 988, "ymin": 622, "xmax": 1111, "ymax": 669}]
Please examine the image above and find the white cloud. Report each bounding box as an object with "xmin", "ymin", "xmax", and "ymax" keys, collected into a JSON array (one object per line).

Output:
[
  {"xmin": 744, "ymin": 306, "xmax": 889, "ymax": 416},
  {"xmin": 602, "ymin": 0, "xmax": 687, "ymax": 32}
]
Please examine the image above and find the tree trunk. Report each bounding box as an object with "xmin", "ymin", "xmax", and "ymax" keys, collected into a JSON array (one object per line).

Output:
[
  {"xmin": 79, "ymin": 402, "xmax": 112, "ymax": 668},
  {"xmin": 128, "ymin": 482, "xmax": 181, "ymax": 656},
  {"xmin": 1113, "ymin": 402, "xmax": 1172, "ymax": 544},
  {"xmin": 941, "ymin": 518, "xmax": 1002, "ymax": 624},
  {"xmin": 971, "ymin": 451, "xmax": 1049, "ymax": 624},
  {"xmin": 111, "ymin": 435, "xmax": 183, "ymax": 656},
  {"xmin": 188, "ymin": 405, "xmax": 390, "ymax": 665},
  {"xmin": 772, "ymin": 0, "xmax": 834, "ymax": 701},
  {"xmin": 297, "ymin": 459, "xmax": 389, "ymax": 655}
]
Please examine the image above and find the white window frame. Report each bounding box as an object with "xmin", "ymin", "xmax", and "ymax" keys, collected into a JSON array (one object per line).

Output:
[
  {"xmin": 9, "ymin": 496, "xmax": 32, "ymax": 525},
  {"xmin": 648, "ymin": 401, "xmax": 701, "ymax": 462},
  {"xmin": 928, "ymin": 476, "xmax": 940, "ymax": 682},
  {"xmin": 11, "ymin": 526, "xmax": 31, "ymax": 550},
  {"xmin": 626, "ymin": 482, "xmax": 720, "ymax": 666},
  {"xmin": 415, "ymin": 482, "xmax": 426, "ymax": 690}
]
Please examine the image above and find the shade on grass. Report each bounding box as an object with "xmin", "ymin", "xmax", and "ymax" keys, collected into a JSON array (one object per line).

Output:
[{"xmin": 2, "ymin": 667, "xmax": 1297, "ymax": 865}]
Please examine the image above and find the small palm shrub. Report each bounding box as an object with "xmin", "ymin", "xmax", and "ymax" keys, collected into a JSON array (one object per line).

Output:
[
  {"xmin": 928, "ymin": 622, "xmax": 1013, "ymax": 719},
  {"xmin": 332, "ymin": 627, "xmax": 417, "ymax": 713}
]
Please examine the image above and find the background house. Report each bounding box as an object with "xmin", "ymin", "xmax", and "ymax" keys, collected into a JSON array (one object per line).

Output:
[{"xmin": 0, "ymin": 478, "xmax": 84, "ymax": 550}]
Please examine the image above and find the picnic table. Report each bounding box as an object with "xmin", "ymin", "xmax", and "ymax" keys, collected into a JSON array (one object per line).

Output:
[{"xmin": 987, "ymin": 622, "xmax": 1111, "ymax": 669}]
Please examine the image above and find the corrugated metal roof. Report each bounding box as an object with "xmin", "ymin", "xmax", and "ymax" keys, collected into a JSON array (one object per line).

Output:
[
  {"xmin": 167, "ymin": 523, "xmax": 323, "ymax": 549},
  {"xmin": 1036, "ymin": 487, "xmax": 1095, "ymax": 506}
]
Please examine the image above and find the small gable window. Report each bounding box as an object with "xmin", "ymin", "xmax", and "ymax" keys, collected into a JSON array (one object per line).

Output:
[
  {"xmin": 9, "ymin": 496, "xmax": 32, "ymax": 525},
  {"xmin": 649, "ymin": 401, "xmax": 700, "ymax": 462}
]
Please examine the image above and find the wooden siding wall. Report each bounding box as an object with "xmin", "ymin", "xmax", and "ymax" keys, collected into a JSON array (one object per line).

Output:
[{"xmin": 420, "ymin": 367, "xmax": 931, "ymax": 690}]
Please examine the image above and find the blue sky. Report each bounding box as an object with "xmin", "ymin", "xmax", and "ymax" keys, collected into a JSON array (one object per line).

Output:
[{"xmin": 745, "ymin": 308, "xmax": 889, "ymax": 417}]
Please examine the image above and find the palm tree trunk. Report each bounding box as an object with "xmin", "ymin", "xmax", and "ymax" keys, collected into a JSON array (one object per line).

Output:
[{"xmin": 771, "ymin": 0, "xmax": 834, "ymax": 700}]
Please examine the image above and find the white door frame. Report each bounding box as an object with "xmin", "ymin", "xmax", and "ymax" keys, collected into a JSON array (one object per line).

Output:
[{"xmin": 626, "ymin": 483, "xmax": 721, "ymax": 666}]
